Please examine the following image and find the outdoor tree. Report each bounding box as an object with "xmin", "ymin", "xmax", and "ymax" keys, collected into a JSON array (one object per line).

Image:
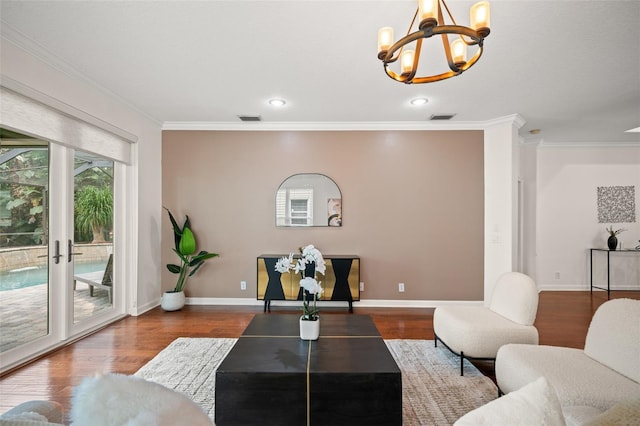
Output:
[
  {"xmin": 75, "ymin": 186, "xmax": 113, "ymax": 243},
  {"xmin": 0, "ymin": 148, "xmax": 48, "ymax": 247}
]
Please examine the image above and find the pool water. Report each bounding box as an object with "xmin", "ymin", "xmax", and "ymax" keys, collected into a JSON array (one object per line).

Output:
[{"xmin": 0, "ymin": 262, "xmax": 106, "ymax": 291}]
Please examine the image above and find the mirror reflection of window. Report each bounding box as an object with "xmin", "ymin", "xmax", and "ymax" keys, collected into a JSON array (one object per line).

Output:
[
  {"xmin": 289, "ymin": 191, "xmax": 313, "ymax": 226},
  {"xmin": 275, "ymin": 174, "xmax": 341, "ymax": 227},
  {"xmin": 275, "ymin": 189, "xmax": 286, "ymax": 226},
  {"xmin": 276, "ymin": 188, "xmax": 313, "ymax": 226}
]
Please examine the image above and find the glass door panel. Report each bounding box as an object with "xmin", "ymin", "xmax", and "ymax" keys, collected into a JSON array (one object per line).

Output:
[
  {"xmin": 0, "ymin": 133, "xmax": 50, "ymax": 352},
  {"xmin": 72, "ymin": 150, "xmax": 114, "ymax": 324},
  {"xmin": 0, "ymin": 121, "xmax": 126, "ymax": 373}
]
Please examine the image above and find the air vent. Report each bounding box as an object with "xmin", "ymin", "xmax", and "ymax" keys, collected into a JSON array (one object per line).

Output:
[
  {"xmin": 430, "ymin": 113, "xmax": 456, "ymax": 121},
  {"xmin": 238, "ymin": 115, "xmax": 262, "ymax": 122}
]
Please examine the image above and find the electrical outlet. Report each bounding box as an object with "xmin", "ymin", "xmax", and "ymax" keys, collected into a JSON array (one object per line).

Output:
[
  {"xmin": 240, "ymin": 281, "xmax": 247, "ymax": 290},
  {"xmin": 554, "ymin": 272, "xmax": 560, "ymax": 280},
  {"xmin": 398, "ymin": 282, "xmax": 405, "ymax": 292},
  {"xmin": 360, "ymin": 282, "xmax": 364, "ymax": 291}
]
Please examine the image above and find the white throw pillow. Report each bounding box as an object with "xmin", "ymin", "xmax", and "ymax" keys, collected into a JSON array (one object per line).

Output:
[
  {"xmin": 70, "ymin": 373, "xmax": 213, "ymax": 426},
  {"xmin": 454, "ymin": 376, "xmax": 566, "ymax": 426}
]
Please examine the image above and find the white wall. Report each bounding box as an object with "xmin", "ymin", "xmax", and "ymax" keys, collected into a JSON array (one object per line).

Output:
[
  {"xmin": 483, "ymin": 116, "xmax": 525, "ymax": 302},
  {"xmin": 536, "ymin": 145, "xmax": 640, "ymax": 290},
  {"xmin": 1, "ymin": 36, "xmax": 163, "ymax": 314},
  {"xmin": 520, "ymin": 142, "xmax": 538, "ymax": 280}
]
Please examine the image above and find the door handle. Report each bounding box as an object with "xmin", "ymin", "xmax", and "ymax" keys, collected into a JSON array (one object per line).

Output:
[
  {"xmin": 68, "ymin": 240, "xmax": 83, "ymax": 262},
  {"xmin": 52, "ymin": 240, "xmax": 62, "ymax": 264}
]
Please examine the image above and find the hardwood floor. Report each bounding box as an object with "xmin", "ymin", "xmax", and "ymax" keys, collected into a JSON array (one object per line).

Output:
[{"xmin": 0, "ymin": 290, "xmax": 637, "ymax": 419}]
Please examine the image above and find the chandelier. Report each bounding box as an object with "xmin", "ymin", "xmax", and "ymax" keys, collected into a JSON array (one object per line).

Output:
[{"xmin": 377, "ymin": 0, "xmax": 490, "ymax": 84}]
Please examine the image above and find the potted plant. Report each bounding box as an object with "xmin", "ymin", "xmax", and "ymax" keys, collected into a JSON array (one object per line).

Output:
[
  {"xmin": 275, "ymin": 245, "xmax": 325, "ymax": 340},
  {"xmin": 605, "ymin": 226, "xmax": 625, "ymax": 251},
  {"xmin": 162, "ymin": 207, "xmax": 219, "ymax": 311}
]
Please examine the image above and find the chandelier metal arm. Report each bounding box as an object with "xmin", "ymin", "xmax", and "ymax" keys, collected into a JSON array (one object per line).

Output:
[
  {"xmin": 407, "ymin": 37, "xmax": 423, "ymax": 81},
  {"xmin": 381, "ymin": 25, "xmax": 483, "ymax": 65},
  {"xmin": 409, "ymin": 45, "xmax": 483, "ymax": 84},
  {"xmin": 377, "ymin": 0, "xmax": 490, "ymax": 84},
  {"xmin": 440, "ymin": 32, "xmax": 461, "ymax": 74},
  {"xmin": 381, "ymin": 24, "xmax": 484, "ymax": 84}
]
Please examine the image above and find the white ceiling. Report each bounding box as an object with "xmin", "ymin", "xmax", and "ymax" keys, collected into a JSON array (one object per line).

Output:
[{"xmin": 1, "ymin": 0, "xmax": 639, "ymax": 144}]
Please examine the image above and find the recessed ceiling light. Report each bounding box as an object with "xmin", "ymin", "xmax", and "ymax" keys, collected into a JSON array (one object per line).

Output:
[
  {"xmin": 410, "ymin": 97, "xmax": 429, "ymax": 106},
  {"xmin": 268, "ymin": 99, "xmax": 286, "ymax": 107}
]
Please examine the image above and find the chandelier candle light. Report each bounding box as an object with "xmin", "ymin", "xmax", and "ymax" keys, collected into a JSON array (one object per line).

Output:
[
  {"xmin": 377, "ymin": 0, "xmax": 490, "ymax": 84},
  {"xmin": 275, "ymin": 245, "xmax": 326, "ymax": 340}
]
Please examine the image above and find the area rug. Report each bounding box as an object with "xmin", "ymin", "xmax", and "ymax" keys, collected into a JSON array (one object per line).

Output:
[{"xmin": 135, "ymin": 338, "xmax": 497, "ymax": 425}]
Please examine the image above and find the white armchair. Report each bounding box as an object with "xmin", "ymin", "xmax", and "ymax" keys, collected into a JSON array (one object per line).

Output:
[{"xmin": 434, "ymin": 271, "xmax": 539, "ymax": 375}]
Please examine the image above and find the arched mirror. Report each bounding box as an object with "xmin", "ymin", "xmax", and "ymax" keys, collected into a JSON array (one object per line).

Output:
[{"xmin": 275, "ymin": 174, "xmax": 342, "ymax": 227}]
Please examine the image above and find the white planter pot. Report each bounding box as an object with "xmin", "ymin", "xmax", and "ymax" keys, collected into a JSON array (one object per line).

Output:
[
  {"xmin": 299, "ymin": 316, "xmax": 320, "ymax": 340},
  {"xmin": 161, "ymin": 290, "xmax": 185, "ymax": 311}
]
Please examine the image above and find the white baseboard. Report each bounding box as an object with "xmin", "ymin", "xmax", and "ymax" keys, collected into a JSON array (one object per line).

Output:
[
  {"xmin": 131, "ymin": 299, "xmax": 161, "ymax": 316},
  {"xmin": 538, "ymin": 284, "xmax": 640, "ymax": 291},
  {"xmin": 184, "ymin": 297, "xmax": 485, "ymax": 309}
]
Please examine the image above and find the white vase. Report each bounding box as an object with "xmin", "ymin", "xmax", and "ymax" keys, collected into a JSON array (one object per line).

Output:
[
  {"xmin": 299, "ymin": 316, "xmax": 320, "ymax": 340},
  {"xmin": 161, "ymin": 290, "xmax": 185, "ymax": 311}
]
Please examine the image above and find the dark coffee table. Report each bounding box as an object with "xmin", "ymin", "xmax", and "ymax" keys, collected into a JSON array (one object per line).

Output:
[{"xmin": 215, "ymin": 314, "xmax": 402, "ymax": 426}]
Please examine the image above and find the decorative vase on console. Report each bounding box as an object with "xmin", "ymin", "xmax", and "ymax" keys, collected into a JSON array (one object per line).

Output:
[
  {"xmin": 275, "ymin": 245, "xmax": 326, "ymax": 340},
  {"xmin": 605, "ymin": 226, "xmax": 625, "ymax": 251}
]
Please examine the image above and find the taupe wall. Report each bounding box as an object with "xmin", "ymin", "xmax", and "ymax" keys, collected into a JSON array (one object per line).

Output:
[{"xmin": 162, "ymin": 130, "xmax": 484, "ymax": 301}]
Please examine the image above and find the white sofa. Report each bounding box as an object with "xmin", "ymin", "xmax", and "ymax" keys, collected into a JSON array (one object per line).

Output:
[
  {"xmin": 494, "ymin": 298, "xmax": 640, "ymax": 423},
  {"xmin": 455, "ymin": 376, "xmax": 640, "ymax": 426}
]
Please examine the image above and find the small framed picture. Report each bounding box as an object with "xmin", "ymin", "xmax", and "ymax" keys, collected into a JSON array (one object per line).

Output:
[{"xmin": 327, "ymin": 198, "xmax": 342, "ymax": 227}]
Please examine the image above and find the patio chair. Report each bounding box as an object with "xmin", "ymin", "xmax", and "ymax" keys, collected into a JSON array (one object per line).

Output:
[{"xmin": 74, "ymin": 254, "xmax": 113, "ymax": 303}]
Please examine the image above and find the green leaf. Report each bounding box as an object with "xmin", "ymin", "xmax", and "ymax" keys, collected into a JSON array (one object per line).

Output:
[
  {"xmin": 189, "ymin": 260, "xmax": 204, "ymax": 277},
  {"xmin": 7, "ymin": 199, "xmax": 27, "ymax": 210},
  {"xmin": 191, "ymin": 251, "xmax": 219, "ymax": 264},
  {"xmin": 172, "ymin": 248, "xmax": 188, "ymax": 262},
  {"xmin": 179, "ymin": 226, "xmax": 196, "ymax": 255},
  {"xmin": 164, "ymin": 207, "xmax": 183, "ymax": 250},
  {"xmin": 167, "ymin": 264, "xmax": 181, "ymax": 274}
]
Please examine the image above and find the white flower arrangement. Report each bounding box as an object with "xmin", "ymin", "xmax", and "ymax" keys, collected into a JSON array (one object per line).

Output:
[{"xmin": 275, "ymin": 244, "xmax": 325, "ymax": 321}]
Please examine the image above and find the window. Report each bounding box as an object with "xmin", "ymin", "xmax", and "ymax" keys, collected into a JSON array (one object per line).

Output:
[{"xmin": 275, "ymin": 188, "xmax": 313, "ymax": 226}]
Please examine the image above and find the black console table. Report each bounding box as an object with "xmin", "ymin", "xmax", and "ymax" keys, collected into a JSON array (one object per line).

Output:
[
  {"xmin": 257, "ymin": 254, "xmax": 360, "ymax": 313},
  {"xmin": 590, "ymin": 248, "xmax": 640, "ymax": 299}
]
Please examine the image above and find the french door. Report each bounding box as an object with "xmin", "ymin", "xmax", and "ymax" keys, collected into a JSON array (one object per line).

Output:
[
  {"xmin": 1, "ymin": 87, "xmax": 133, "ymax": 373},
  {"xmin": 0, "ymin": 132, "xmax": 123, "ymax": 372}
]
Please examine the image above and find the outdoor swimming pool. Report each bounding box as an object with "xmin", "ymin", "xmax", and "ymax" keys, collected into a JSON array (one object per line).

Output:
[{"xmin": 0, "ymin": 261, "xmax": 106, "ymax": 291}]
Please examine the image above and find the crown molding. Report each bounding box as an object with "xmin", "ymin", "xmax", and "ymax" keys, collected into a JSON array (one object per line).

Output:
[
  {"xmin": 538, "ymin": 140, "xmax": 640, "ymax": 148},
  {"xmin": 483, "ymin": 113, "xmax": 526, "ymax": 129},
  {"xmin": 162, "ymin": 121, "xmax": 488, "ymax": 132},
  {"xmin": 1, "ymin": 21, "xmax": 160, "ymax": 127},
  {"xmin": 163, "ymin": 114, "xmax": 529, "ymax": 132}
]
